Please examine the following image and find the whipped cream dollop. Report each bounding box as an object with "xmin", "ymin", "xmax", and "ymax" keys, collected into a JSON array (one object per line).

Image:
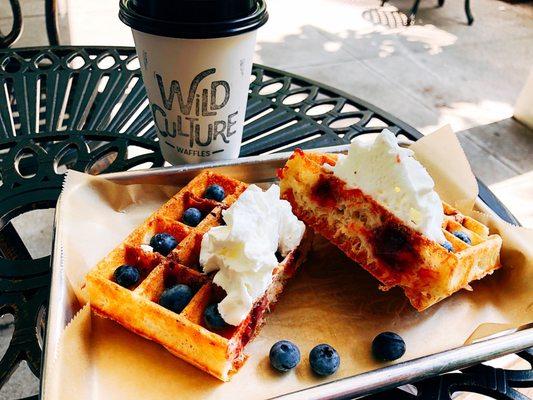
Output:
[
  {"xmin": 332, "ymin": 129, "xmax": 445, "ymax": 243},
  {"xmin": 199, "ymin": 184, "xmax": 305, "ymax": 326}
]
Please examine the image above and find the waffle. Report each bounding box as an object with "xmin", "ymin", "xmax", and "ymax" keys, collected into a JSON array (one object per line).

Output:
[
  {"xmin": 86, "ymin": 171, "xmax": 312, "ymax": 381},
  {"xmin": 279, "ymin": 149, "xmax": 502, "ymax": 311}
]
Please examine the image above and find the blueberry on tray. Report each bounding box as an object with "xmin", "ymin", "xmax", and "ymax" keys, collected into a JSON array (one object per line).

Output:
[
  {"xmin": 372, "ymin": 332, "xmax": 406, "ymax": 361},
  {"xmin": 270, "ymin": 340, "xmax": 301, "ymax": 372},
  {"xmin": 309, "ymin": 344, "xmax": 340, "ymax": 376}
]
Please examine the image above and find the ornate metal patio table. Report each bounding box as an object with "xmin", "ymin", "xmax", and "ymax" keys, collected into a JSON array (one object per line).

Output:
[{"xmin": 0, "ymin": 46, "xmax": 529, "ymax": 400}]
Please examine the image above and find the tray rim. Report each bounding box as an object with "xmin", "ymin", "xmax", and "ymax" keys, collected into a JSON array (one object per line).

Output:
[{"xmin": 41, "ymin": 149, "xmax": 533, "ymax": 400}]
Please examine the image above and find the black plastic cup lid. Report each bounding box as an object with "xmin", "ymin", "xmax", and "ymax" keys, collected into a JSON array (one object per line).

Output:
[{"xmin": 119, "ymin": 0, "xmax": 268, "ymax": 39}]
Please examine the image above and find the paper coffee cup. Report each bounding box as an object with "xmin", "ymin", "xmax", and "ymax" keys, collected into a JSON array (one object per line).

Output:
[{"xmin": 119, "ymin": 0, "xmax": 268, "ymax": 165}]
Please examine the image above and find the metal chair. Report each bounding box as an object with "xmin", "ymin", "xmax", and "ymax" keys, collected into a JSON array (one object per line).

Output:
[
  {"xmin": 0, "ymin": 0, "xmax": 22, "ymax": 47},
  {"xmin": 381, "ymin": 0, "xmax": 474, "ymax": 25},
  {"xmin": 0, "ymin": 0, "xmax": 59, "ymax": 48}
]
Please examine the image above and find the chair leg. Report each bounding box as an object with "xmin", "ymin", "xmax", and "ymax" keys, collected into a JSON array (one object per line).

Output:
[
  {"xmin": 45, "ymin": 0, "xmax": 60, "ymax": 45},
  {"xmin": 407, "ymin": 0, "xmax": 421, "ymax": 25},
  {"xmin": 465, "ymin": 0, "xmax": 474, "ymax": 25}
]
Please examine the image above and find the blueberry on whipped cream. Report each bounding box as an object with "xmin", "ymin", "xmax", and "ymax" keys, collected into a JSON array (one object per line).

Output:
[
  {"xmin": 332, "ymin": 129, "xmax": 446, "ymax": 244},
  {"xmin": 199, "ymin": 184, "xmax": 305, "ymax": 326}
]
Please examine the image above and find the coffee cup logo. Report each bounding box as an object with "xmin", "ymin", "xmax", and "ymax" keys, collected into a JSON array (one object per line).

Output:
[{"xmin": 151, "ymin": 68, "xmax": 238, "ymax": 156}]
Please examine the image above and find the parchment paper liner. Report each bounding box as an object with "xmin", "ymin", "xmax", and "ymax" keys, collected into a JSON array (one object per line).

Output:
[{"xmin": 44, "ymin": 126, "xmax": 533, "ymax": 400}]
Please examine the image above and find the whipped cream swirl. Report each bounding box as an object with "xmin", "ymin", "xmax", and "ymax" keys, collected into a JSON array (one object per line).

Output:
[
  {"xmin": 332, "ymin": 129, "xmax": 445, "ymax": 243},
  {"xmin": 199, "ymin": 184, "xmax": 305, "ymax": 326}
]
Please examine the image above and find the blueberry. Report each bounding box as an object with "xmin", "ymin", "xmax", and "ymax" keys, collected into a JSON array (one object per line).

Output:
[
  {"xmin": 269, "ymin": 340, "xmax": 301, "ymax": 372},
  {"xmin": 452, "ymin": 231, "xmax": 471, "ymax": 245},
  {"xmin": 182, "ymin": 207, "xmax": 202, "ymax": 227},
  {"xmin": 149, "ymin": 233, "xmax": 178, "ymax": 256},
  {"xmin": 159, "ymin": 284, "xmax": 194, "ymax": 313},
  {"xmin": 372, "ymin": 332, "xmax": 406, "ymax": 361},
  {"xmin": 309, "ymin": 344, "xmax": 340, "ymax": 376},
  {"xmin": 113, "ymin": 265, "xmax": 140, "ymax": 288},
  {"xmin": 441, "ymin": 241, "xmax": 454, "ymax": 252},
  {"xmin": 204, "ymin": 303, "xmax": 229, "ymax": 330},
  {"xmin": 204, "ymin": 184, "xmax": 225, "ymax": 202}
]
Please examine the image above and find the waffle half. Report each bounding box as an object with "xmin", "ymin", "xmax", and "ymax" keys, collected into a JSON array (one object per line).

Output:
[
  {"xmin": 86, "ymin": 171, "xmax": 312, "ymax": 381},
  {"xmin": 279, "ymin": 149, "xmax": 502, "ymax": 311}
]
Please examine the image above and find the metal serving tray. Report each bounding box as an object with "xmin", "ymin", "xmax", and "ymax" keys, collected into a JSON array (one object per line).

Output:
[{"xmin": 42, "ymin": 149, "xmax": 533, "ymax": 400}]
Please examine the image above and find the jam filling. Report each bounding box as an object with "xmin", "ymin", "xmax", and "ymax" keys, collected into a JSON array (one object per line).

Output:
[
  {"xmin": 310, "ymin": 175, "xmax": 338, "ymax": 208},
  {"xmin": 241, "ymin": 297, "xmax": 267, "ymax": 347},
  {"xmin": 307, "ymin": 172, "xmax": 425, "ymax": 275},
  {"xmin": 371, "ymin": 224, "xmax": 421, "ymax": 272}
]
